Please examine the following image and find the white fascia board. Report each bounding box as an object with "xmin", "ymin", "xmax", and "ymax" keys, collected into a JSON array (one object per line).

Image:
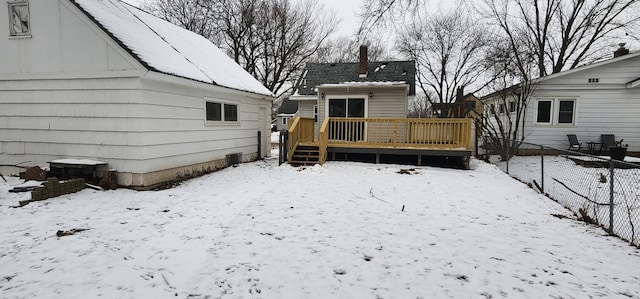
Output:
[{"xmin": 290, "ymin": 95, "xmax": 317, "ymax": 101}]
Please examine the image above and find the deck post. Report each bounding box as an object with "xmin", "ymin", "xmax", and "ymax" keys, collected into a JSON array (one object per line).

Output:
[{"xmin": 393, "ymin": 120, "xmax": 398, "ymax": 147}]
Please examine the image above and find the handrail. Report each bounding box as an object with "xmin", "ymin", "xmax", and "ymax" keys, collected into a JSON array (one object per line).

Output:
[
  {"xmin": 287, "ymin": 116, "xmax": 315, "ymax": 162},
  {"xmin": 326, "ymin": 117, "xmax": 473, "ymax": 150},
  {"xmin": 287, "ymin": 117, "xmax": 301, "ymax": 162},
  {"xmin": 318, "ymin": 118, "xmax": 330, "ymax": 164}
]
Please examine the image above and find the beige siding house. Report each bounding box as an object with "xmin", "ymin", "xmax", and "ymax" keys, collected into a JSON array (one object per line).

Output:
[
  {"xmin": 291, "ymin": 46, "xmax": 416, "ymax": 138},
  {"xmin": 0, "ymin": 0, "xmax": 273, "ymax": 187}
]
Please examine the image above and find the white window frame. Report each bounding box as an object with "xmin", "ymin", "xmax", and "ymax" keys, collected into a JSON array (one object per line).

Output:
[
  {"xmin": 534, "ymin": 99, "xmax": 554, "ymax": 125},
  {"xmin": 204, "ymin": 98, "xmax": 240, "ymax": 125},
  {"xmin": 8, "ymin": 0, "xmax": 30, "ymax": 38},
  {"xmin": 324, "ymin": 94, "xmax": 369, "ymax": 118},
  {"xmin": 534, "ymin": 97, "xmax": 577, "ymax": 126},
  {"xmin": 556, "ymin": 98, "xmax": 577, "ymax": 126}
]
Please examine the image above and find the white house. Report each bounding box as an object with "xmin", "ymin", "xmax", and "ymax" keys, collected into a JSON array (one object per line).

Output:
[
  {"xmin": 0, "ymin": 0, "xmax": 274, "ymax": 187},
  {"xmin": 482, "ymin": 44, "xmax": 640, "ymax": 154}
]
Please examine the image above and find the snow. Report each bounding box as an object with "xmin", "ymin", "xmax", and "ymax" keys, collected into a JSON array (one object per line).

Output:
[
  {"xmin": 2, "ymin": 155, "xmax": 640, "ymax": 298},
  {"xmin": 74, "ymin": 0, "xmax": 273, "ymax": 96},
  {"xmin": 49, "ymin": 159, "xmax": 106, "ymax": 166},
  {"xmin": 320, "ymin": 81, "xmax": 408, "ymax": 88}
]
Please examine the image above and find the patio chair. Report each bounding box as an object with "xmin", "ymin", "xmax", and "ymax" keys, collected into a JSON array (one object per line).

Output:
[
  {"xmin": 600, "ymin": 134, "xmax": 616, "ymax": 152},
  {"xmin": 567, "ymin": 134, "xmax": 582, "ymax": 151}
]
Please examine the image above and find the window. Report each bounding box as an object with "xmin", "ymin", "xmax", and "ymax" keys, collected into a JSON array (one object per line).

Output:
[
  {"xmin": 8, "ymin": 1, "xmax": 30, "ymax": 37},
  {"xmin": 205, "ymin": 101, "xmax": 238, "ymax": 122},
  {"xmin": 558, "ymin": 99, "xmax": 575, "ymax": 124},
  {"xmin": 328, "ymin": 98, "xmax": 365, "ymax": 117},
  {"xmin": 499, "ymin": 103, "xmax": 505, "ymax": 114},
  {"xmin": 536, "ymin": 100, "xmax": 552, "ymax": 124},
  {"xmin": 464, "ymin": 101, "xmax": 476, "ymax": 110},
  {"xmin": 490, "ymin": 104, "xmax": 496, "ymax": 115},
  {"xmin": 224, "ymin": 103, "xmax": 237, "ymax": 121},
  {"xmin": 535, "ymin": 98, "xmax": 577, "ymax": 126},
  {"xmin": 206, "ymin": 102, "xmax": 222, "ymax": 121},
  {"xmin": 282, "ymin": 117, "xmax": 288, "ymax": 125},
  {"xmin": 313, "ymin": 105, "xmax": 318, "ymax": 122},
  {"xmin": 509, "ymin": 101, "xmax": 516, "ymax": 113}
]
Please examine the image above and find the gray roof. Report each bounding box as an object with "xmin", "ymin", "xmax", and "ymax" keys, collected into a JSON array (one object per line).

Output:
[
  {"xmin": 277, "ymin": 98, "xmax": 299, "ymax": 114},
  {"xmin": 294, "ymin": 61, "xmax": 416, "ymax": 96}
]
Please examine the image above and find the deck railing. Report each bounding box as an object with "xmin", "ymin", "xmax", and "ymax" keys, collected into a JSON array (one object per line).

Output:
[
  {"xmin": 324, "ymin": 117, "xmax": 472, "ymax": 150},
  {"xmin": 319, "ymin": 118, "xmax": 330, "ymax": 164},
  {"xmin": 287, "ymin": 116, "xmax": 315, "ymax": 161}
]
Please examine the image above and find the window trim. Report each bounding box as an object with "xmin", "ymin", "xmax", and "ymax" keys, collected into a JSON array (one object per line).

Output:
[
  {"xmin": 557, "ymin": 98, "xmax": 576, "ymax": 125},
  {"xmin": 324, "ymin": 94, "xmax": 369, "ymax": 118},
  {"xmin": 8, "ymin": 1, "xmax": 31, "ymax": 38},
  {"xmin": 204, "ymin": 98, "xmax": 240, "ymax": 125},
  {"xmin": 535, "ymin": 99, "xmax": 553, "ymax": 125},
  {"xmin": 534, "ymin": 97, "xmax": 577, "ymax": 126}
]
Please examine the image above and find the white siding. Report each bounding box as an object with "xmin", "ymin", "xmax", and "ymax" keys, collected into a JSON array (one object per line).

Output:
[
  {"xmin": 485, "ymin": 54, "xmax": 640, "ymax": 152},
  {"xmin": 523, "ymin": 88, "xmax": 640, "ymax": 152},
  {"xmin": 0, "ymin": 0, "xmax": 274, "ymax": 186},
  {"xmin": 316, "ymin": 85, "xmax": 407, "ymax": 126},
  {"xmin": 0, "ymin": 0, "xmax": 141, "ymax": 79}
]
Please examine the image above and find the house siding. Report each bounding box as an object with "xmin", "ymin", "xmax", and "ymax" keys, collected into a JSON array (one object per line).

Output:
[
  {"xmin": 0, "ymin": 0, "xmax": 273, "ymax": 187},
  {"xmin": 316, "ymin": 85, "xmax": 408, "ymax": 128},
  {"xmin": 0, "ymin": 0, "xmax": 141, "ymax": 79},
  {"xmin": 483, "ymin": 54, "xmax": 640, "ymax": 153},
  {"xmin": 523, "ymin": 88, "xmax": 639, "ymax": 152}
]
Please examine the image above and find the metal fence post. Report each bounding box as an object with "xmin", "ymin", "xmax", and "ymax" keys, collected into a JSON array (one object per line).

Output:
[
  {"xmin": 540, "ymin": 144, "xmax": 544, "ymax": 193},
  {"xmin": 505, "ymin": 138, "xmax": 510, "ymax": 174},
  {"xmin": 278, "ymin": 131, "xmax": 284, "ymax": 166},
  {"xmin": 609, "ymin": 160, "xmax": 615, "ymax": 234}
]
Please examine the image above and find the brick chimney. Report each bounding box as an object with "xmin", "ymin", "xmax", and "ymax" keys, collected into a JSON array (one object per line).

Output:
[
  {"xmin": 359, "ymin": 45, "xmax": 368, "ymax": 78},
  {"xmin": 614, "ymin": 43, "xmax": 629, "ymax": 58}
]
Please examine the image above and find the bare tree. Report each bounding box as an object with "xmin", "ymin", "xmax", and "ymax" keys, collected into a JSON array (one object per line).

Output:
[
  {"xmin": 144, "ymin": 0, "xmax": 338, "ymax": 97},
  {"xmin": 356, "ymin": 0, "xmax": 424, "ymax": 38},
  {"xmin": 407, "ymin": 92, "xmax": 432, "ymax": 118},
  {"xmin": 311, "ymin": 37, "xmax": 392, "ymax": 63},
  {"xmin": 397, "ymin": 10, "xmax": 494, "ymax": 117},
  {"xmin": 477, "ymin": 0, "xmax": 640, "ymax": 78},
  {"xmin": 476, "ymin": 39, "xmax": 538, "ymax": 160},
  {"xmin": 142, "ymin": 0, "xmax": 222, "ymax": 42}
]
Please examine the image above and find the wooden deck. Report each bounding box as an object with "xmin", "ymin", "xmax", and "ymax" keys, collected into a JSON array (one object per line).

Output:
[{"xmin": 288, "ymin": 117, "xmax": 473, "ymax": 167}]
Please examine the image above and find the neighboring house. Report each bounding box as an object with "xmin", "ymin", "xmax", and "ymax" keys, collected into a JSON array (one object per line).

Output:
[
  {"xmin": 482, "ymin": 44, "xmax": 639, "ymax": 154},
  {"xmin": 275, "ymin": 96, "xmax": 298, "ymax": 131},
  {"xmin": 0, "ymin": 0, "xmax": 274, "ymax": 187},
  {"xmin": 291, "ymin": 45, "xmax": 416, "ymax": 136},
  {"xmin": 430, "ymin": 93, "xmax": 484, "ymax": 120}
]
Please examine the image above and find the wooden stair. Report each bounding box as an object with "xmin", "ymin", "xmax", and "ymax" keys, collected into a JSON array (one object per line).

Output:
[{"xmin": 290, "ymin": 145, "xmax": 320, "ymax": 166}]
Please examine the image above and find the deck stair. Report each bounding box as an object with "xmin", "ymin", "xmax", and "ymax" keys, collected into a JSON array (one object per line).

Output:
[{"xmin": 290, "ymin": 145, "xmax": 320, "ymax": 166}]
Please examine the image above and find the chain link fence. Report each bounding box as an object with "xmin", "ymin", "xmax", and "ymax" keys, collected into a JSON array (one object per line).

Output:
[{"xmin": 484, "ymin": 139, "xmax": 640, "ymax": 247}]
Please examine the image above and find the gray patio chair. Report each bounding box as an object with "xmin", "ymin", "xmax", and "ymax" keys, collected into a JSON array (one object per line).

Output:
[
  {"xmin": 600, "ymin": 134, "xmax": 616, "ymax": 152},
  {"xmin": 567, "ymin": 134, "xmax": 582, "ymax": 151}
]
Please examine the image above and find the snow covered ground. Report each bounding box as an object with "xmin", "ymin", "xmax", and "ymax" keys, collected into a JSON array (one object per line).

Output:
[{"xmin": 2, "ymin": 151, "xmax": 640, "ymax": 298}]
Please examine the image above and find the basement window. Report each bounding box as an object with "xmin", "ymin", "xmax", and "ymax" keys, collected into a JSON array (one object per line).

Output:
[
  {"xmin": 8, "ymin": 1, "xmax": 30, "ymax": 37},
  {"xmin": 206, "ymin": 101, "xmax": 238, "ymax": 123}
]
